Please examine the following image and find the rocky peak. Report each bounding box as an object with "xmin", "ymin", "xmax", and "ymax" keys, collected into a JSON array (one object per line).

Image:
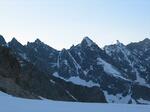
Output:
[
  {"xmin": 10, "ymin": 37, "xmax": 19, "ymax": 44},
  {"xmin": 142, "ymin": 38, "xmax": 150, "ymax": 43},
  {"xmin": 140, "ymin": 38, "xmax": 150, "ymax": 49},
  {"xmin": 104, "ymin": 40, "xmax": 128, "ymax": 57},
  {"xmin": 27, "ymin": 38, "xmax": 57, "ymax": 53},
  {"xmin": 61, "ymin": 48, "xmax": 68, "ymax": 53},
  {"xmin": 116, "ymin": 40, "xmax": 124, "ymax": 46},
  {"xmin": 9, "ymin": 37, "xmax": 23, "ymax": 48},
  {"xmin": 35, "ymin": 39, "xmax": 56, "ymax": 51},
  {"xmin": 27, "ymin": 38, "xmax": 44, "ymax": 48},
  {"xmin": 59, "ymin": 48, "xmax": 72, "ymax": 59},
  {"xmin": 34, "ymin": 38, "xmax": 43, "ymax": 44},
  {"xmin": 81, "ymin": 37, "xmax": 95, "ymax": 47},
  {"xmin": 0, "ymin": 35, "xmax": 6, "ymax": 45},
  {"xmin": 127, "ymin": 38, "xmax": 150, "ymax": 54}
]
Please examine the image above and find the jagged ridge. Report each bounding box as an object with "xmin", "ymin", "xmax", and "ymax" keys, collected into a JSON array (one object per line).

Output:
[{"xmin": 0, "ymin": 35, "xmax": 150, "ymax": 104}]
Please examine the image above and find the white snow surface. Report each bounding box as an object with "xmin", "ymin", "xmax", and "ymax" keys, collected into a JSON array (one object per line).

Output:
[
  {"xmin": 97, "ymin": 58, "xmax": 120, "ymax": 75},
  {"xmin": 137, "ymin": 98, "xmax": 150, "ymax": 105},
  {"xmin": 104, "ymin": 91, "xmax": 132, "ymax": 104},
  {"xmin": 0, "ymin": 92, "xmax": 150, "ymax": 112},
  {"xmin": 52, "ymin": 72, "xmax": 99, "ymax": 87},
  {"xmin": 97, "ymin": 58, "xmax": 128, "ymax": 81}
]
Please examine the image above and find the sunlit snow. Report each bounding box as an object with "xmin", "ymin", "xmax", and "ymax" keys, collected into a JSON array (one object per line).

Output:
[{"xmin": 0, "ymin": 92, "xmax": 150, "ymax": 112}]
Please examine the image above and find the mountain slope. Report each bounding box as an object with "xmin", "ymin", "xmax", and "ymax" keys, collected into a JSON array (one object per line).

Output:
[
  {"xmin": 0, "ymin": 37, "xmax": 106, "ymax": 102},
  {"xmin": 0, "ymin": 34, "xmax": 149, "ymax": 104}
]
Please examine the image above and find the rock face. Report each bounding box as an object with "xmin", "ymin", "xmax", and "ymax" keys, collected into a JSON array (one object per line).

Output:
[
  {"xmin": 0, "ymin": 45, "xmax": 37, "ymax": 99},
  {"xmin": 127, "ymin": 38, "xmax": 150, "ymax": 84},
  {"xmin": 0, "ymin": 37, "xmax": 106, "ymax": 103},
  {"xmin": 0, "ymin": 35, "xmax": 6, "ymax": 45},
  {"xmin": 0, "ymin": 35, "xmax": 150, "ymax": 104}
]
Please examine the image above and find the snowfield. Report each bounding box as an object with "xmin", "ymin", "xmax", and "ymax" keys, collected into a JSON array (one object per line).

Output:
[{"xmin": 0, "ymin": 92, "xmax": 150, "ymax": 112}]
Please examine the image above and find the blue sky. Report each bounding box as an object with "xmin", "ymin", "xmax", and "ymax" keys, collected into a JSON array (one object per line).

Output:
[{"xmin": 0, "ymin": 0, "xmax": 150, "ymax": 49}]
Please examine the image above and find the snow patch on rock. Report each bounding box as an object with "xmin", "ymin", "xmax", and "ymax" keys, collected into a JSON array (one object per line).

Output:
[
  {"xmin": 52, "ymin": 72, "xmax": 100, "ymax": 87},
  {"xmin": 104, "ymin": 91, "xmax": 132, "ymax": 104}
]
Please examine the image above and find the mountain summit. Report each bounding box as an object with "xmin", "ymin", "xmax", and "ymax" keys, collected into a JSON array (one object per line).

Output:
[
  {"xmin": 0, "ymin": 35, "xmax": 6, "ymax": 45},
  {"xmin": 81, "ymin": 36, "xmax": 95, "ymax": 47}
]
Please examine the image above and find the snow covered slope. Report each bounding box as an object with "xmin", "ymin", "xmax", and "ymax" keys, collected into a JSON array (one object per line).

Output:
[{"xmin": 0, "ymin": 92, "xmax": 150, "ymax": 112}]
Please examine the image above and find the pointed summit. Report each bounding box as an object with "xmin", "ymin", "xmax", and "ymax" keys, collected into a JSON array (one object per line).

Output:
[
  {"xmin": 9, "ymin": 37, "xmax": 22, "ymax": 46},
  {"xmin": 115, "ymin": 40, "xmax": 125, "ymax": 47},
  {"xmin": 8, "ymin": 37, "xmax": 24, "ymax": 48},
  {"xmin": 9, "ymin": 37, "xmax": 21, "ymax": 44},
  {"xmin": 142, "ymin": 38, "xmax": 150, "ymax": 44},
  {"xmin": 60, "ymin": 48, "xmax": 70, "ymax": 57},
  {"xmin": 116, "ymin": 40, "xmax": 120, "ymax": 44},
  {"xmin": 0, "ymin": 35, "xmax": 6, "ymax": 45},
  {"xmin": 27, "ymin": 38, "xmax": 57, "ymax": 52},
  {"xmin": 9, "ymin": 37, "xmax": 21, "ymax": 45},
  {"xmin": 34, "ymin": 38, "xmax": 43, "ymax": 44},
  {"xmin": 81, "ymin": 36, "xmax": 95, "ymax": 47},
  {"xmin": 11, "ymin": 37, "xmax": 18, "ymax": 42},
  {"xmin": 143, "ymin": 38, "xmax": 150, "ymax": 41}
]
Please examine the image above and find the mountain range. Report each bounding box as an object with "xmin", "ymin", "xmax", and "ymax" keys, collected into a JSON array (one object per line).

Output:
[{"xmin": 0, "ymin": 34, "xmax": 150, "ymax": 104}]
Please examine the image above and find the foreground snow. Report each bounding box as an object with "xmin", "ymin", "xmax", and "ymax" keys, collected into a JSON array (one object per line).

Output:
[{"xmin": 0, "ymin": 92, "xmax": 150, "ymax": 112}]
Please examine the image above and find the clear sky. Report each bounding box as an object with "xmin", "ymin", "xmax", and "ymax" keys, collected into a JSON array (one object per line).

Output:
[{"xmin": 0, "ymin": 0, "xmax": 150, "ymax": 50}]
